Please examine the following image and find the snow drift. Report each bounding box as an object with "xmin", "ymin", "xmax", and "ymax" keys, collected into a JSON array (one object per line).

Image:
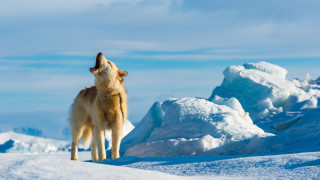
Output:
[{"xmin": 120, "ymin": 98, "xmax": 272, "ymax": 157}]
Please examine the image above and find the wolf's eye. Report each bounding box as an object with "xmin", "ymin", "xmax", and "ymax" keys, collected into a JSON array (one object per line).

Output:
[{"xmin": 108, "ymin": 61, "xmax": 112, "ymax": 66}]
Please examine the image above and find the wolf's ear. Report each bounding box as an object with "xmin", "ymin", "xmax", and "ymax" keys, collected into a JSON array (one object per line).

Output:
[{"xmin": 118, "ymin": 70, "xmax": 128, "ymax": 79}]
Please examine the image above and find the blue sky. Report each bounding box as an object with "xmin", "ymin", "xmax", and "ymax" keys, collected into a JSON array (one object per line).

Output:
[{"xmin": 1, "ymin": 0, "xmax": 320, "ymax": 139}]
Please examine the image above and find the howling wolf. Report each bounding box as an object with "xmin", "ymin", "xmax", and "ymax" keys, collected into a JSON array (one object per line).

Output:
[{"xmin": 70, "ymin": 52, "xmax": 128, "ymax": 161}]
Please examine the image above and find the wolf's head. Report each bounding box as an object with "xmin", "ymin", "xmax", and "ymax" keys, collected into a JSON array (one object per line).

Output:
[{"xmin": 90, "ymin": 52, "xmax": 128, "ymax": 92}]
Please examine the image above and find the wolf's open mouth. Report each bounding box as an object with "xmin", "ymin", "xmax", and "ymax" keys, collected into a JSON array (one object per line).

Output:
[{"xmin": 90, "ymin": 52, "xmax": 103, "ymax": 72}]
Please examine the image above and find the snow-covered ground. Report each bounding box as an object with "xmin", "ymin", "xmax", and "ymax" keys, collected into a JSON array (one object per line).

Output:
[
  {"xmin": 0, "ymin": 151, "xmax": 319, "ymax": 179},
  {"xmin": 0, "ymin": 152, "xmax": 189, "ymax": 180},
  {"xmin": 0, "ymin": 61, "xmax": 319, "ymax": 179}
]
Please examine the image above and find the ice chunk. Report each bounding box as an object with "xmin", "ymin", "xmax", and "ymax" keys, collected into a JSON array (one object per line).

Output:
[{"xmin": 209, "ymin": 61, "xmax": 304, "ymax": 119}]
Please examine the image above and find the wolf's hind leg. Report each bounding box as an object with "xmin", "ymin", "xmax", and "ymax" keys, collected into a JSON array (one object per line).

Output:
[{"xmin": 71, "ymin": 126, "xmax": 84, "ymax": 161}]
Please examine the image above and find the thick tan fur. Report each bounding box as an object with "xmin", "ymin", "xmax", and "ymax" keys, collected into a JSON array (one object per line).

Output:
[{"xmin": 70, "ymin": 52, "xmax": 128, "ymax": 161}]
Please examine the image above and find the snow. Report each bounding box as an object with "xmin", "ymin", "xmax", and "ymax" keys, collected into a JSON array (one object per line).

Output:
[
  {"xmin": 0, "ymin": 152, "xmax": 188, "ymax": 180},
  {"xmin": 119, "ymin": 61, "xmax": 320, "ymax": 157},
  {"xmin": 121, "ymin": 97, "xmax": 272, "ymax": 157},
  {"xmin": 0, "ymin": 151, "xmax": 319, "ymax": 179},
  {"xmin": 243, "ymin": 61, "xmax": 288, "ymax": 79},
  {"xmin": 208, "ymin": 62, "xmax": 320, "ymax": 155},
  {"xmin": 210, "ymin": 95, "xmax": 246, "ymax": 117},
  {"xmin": 105, "ymin": 151, "xmax": 320, "ymax": 179}
]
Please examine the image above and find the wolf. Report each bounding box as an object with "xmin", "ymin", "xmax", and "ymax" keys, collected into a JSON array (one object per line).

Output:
[{"xmin": 69, "ymin": 52, "xmax": 128, "ymax": 161}]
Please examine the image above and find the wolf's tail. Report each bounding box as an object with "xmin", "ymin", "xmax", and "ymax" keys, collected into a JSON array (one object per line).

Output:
[{"xmin": 81, "ymin": 126, "xmax": 92, "ymax": 150}]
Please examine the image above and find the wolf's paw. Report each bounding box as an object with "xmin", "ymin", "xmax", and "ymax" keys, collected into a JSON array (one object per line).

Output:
[
  {"xmin": 92, "ymin": 158, "xmax": 99, "ymax": 162},
  {"xmin": 112, "ymin": 153, "xmax": 120, "ymax": 160}
]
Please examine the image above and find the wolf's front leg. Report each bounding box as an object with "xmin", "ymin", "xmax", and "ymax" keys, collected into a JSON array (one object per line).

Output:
[
  {"xmin": 111, "ymin": 120, "xmax": 123, "ymax": 160},
  {"xmin": 93, "ymin": 127, "xmax": 106, "ymax": 161},
  {"xmin": 91, "ymin": 137, "xmax": 99, "ymax": 162}
]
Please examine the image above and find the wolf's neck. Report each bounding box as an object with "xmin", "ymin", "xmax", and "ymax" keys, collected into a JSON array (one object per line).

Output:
[
  {"xmin": 98, "ymin": 91, "xmax": 119, "ymax": 98},
  {"xmin": 97, "ymin": 84, "xmax": 125, "ymax": 96},
  {"xmin": 95, "ymin": 79, "xmax": 125, "ymax": 96}
]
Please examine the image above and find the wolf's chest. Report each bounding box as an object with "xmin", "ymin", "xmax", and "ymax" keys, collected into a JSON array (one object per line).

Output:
[{"xmin": 96, "ymin": 94, "xmax": 123, "ymax": 122}]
